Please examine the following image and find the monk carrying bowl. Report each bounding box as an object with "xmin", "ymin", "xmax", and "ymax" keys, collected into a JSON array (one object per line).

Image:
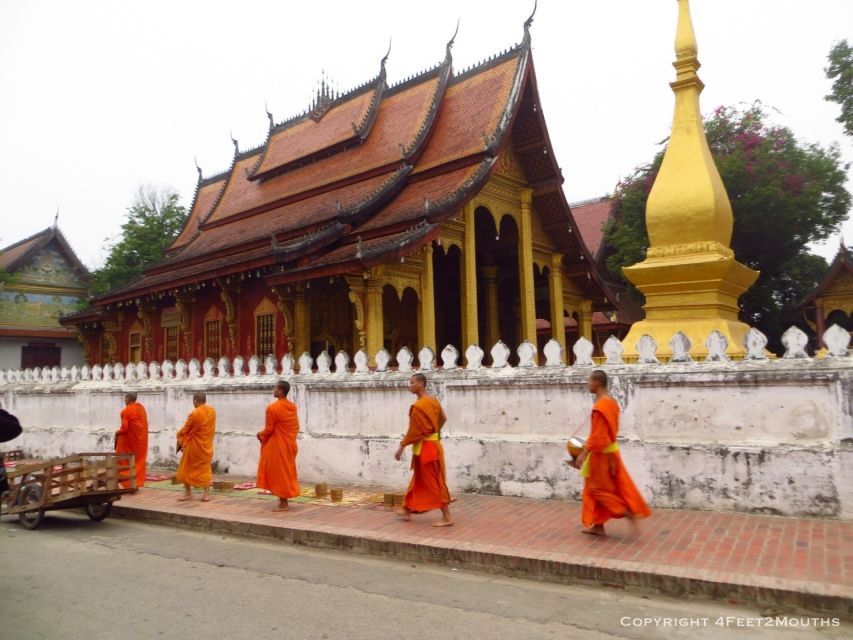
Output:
[{"xmin": 567, "ymin": 436, "xmax": 585, "ymax": 460}]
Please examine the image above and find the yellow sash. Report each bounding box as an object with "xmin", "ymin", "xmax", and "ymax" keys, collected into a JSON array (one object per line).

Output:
[
  {"xmin": 412, "ymin": 432, "xmax": 440, "ymax": 456},
  {"xmin": 581, "ymin": 441, "xmax": 619, "ymax": 478}
]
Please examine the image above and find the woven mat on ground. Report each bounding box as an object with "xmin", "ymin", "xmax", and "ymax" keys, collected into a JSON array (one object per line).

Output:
[{"xmin": 144, "ymin": 479, "xmax": 385, "ymax": 507}]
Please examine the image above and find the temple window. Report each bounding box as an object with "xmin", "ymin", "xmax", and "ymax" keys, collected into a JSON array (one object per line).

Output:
[
  {"xmin": 254, "ymin": 298, "xmax": 277, "ymax": 358},
  {"xmin": 205, "ymin": 319, "xmax": 221, "ymax": 361},
  {"xmin": 128, "ymin": 332, "xmax": 142, "ymax": 363},
  {"xmin": 164, "ymin": 326, "xmax": 179, "ymax": 361}
]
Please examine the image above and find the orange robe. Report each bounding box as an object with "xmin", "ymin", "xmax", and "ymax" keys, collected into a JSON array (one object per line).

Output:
[
  {"xmin": 256, "ymin": 398, "xmax": 300, "ymax": 499},
  {"xmin": 116, "ymin": 402, "xmax": 148, "ymax": 488},
  {"xmin": 176, "ymin": 405, "xmax": 216, "ymax": 489},
  {"xmin": 581, "ymin": 396, "xmax": 651, "ymax": 527},
  {"xmin": 402, "ymin": 395, "xmax": 451, "ymax": 513}
]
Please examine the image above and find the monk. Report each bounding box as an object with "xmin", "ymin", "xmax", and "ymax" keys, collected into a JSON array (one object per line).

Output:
[
  {"xmin": 256, "ymin": 380, "xmax": 300, "ymax": 512},
  {"xmin": 115, "ymin": 392, "xmax": 148, "ymax": 488},
  {"xmin": 573, "ymin": 370, "xmax": 651, "ymax": 536},
  {"xmin": 394, "ymin": 373, "xmax": 453, "ymax": 527},
  {"xmin": 176, "ymin": 391, "xmax": 216, "ymax": 502}
]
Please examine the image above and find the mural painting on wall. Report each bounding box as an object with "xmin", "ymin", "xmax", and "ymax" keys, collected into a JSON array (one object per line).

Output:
[
  {"xmin": 0, "ymin": 248, "xmax": 87, "ymax": 328},
  {"xmin": 16, "ymin": 248, "xmax": 85, "ymax": 288}
]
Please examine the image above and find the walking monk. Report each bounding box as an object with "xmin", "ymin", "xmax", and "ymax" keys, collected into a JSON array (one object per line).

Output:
[
  {"xmin": 394, "ymin": 373, "xmax": 453, "ymax": 527},
  {"xmin": 256, "ymin": 380, "xmax": 300, "ymax": 512},
  {"xmin": 115, "ymin": 392, "xmax": 148, "ymax": 488},
  {"xmin": 573, "ymin": 370, "xmax": 650, "ymax": 536},
  {"xmin": 176, "ymin": 392, "xmax": 216, "ymax": 502}
]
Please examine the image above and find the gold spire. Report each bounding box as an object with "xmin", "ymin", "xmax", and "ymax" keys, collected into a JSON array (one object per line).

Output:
[
  {"xmin": 674, "ymin": 0, "xmax": 698, "ymax": 61},
  {"xmin": 620, "ymin": 0, "xmax": 758, "ymax": 360},
  {"xmin": 644, "ymin": 0, "xmax": 732, "ymax": 257}
]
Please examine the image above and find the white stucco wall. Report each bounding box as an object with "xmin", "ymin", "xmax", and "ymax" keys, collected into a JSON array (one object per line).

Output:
[{"xmin": 2, "ymin": 353, "xmax": 851, "ymax": 519}]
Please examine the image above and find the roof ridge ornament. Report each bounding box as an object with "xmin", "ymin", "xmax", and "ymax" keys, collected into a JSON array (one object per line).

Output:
[
  {"xmin": 265, "ymin": 102, "xmax": 274, "ymax": 129},
  {"xmin": 445, "ymin": 18, "xmax": 460, "ymax": 60},
  {"xmin": 524, "ymin": 0, "xmax": 537, "ymax": 42},
  {"xmin": 194, "ymin": 156, "xmax": 203, "ymax": 182},
  {"xmin": 230, "ymin": 131, "xmax": 239, "ymax": 154},
  {"xmin": 380, "ymin": 38, "xmax": 392, "ymax": 78}
]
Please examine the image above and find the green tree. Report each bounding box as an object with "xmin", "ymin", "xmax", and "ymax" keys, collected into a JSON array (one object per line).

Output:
[
  {"xmin": 825, "ymin": 39, "xmax": 853, "ymax": 137},
  {"xmin": 91, "ymin": 186, "xmax": 187, "ymax": 296},
  {"xmin": 0, "ymin": 266, "xmax": 14, "ymax": 287},
  {"xmin": 604, "ymin": 103, "xmax": 850, "ymax": 351}
]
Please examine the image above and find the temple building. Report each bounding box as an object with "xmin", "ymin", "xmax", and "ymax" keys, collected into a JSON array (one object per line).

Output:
[
  {"xmin": 62, "ymin": 19, "xmax": 618, "ymax": 367},
  {"xmin": 801, "ymin": 242, "xmax": 853, "ymax": 347},
  {"xmin": 0, "ymin": 226, "xmax": 90, "ymax": 369}
]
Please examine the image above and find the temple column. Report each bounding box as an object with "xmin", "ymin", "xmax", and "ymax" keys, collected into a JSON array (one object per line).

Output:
[
  {"xmin": 175, "ymin": 294, "xmax": 195, "ymax": 360},
  {"xmin": 816, "ymin": 299, "xmax": 826, "ymax": 348},
  {"xmin": 481, "ymin": 266, "xmax": 500, "ymax": 349},
  {"xmin": 217, "ymin": 280, "xmax": 240, "ymax": 358},
  {"xmin": 417, "ymin": 244, "xmax": 437, "ymax": 353},
  {"xmin": 548, "ymin": 254, "xmax": 566, "ymax": 361},
  {"xmin": 294, "ymin": 284, "xmax": 311, "ymax": 357},
  {"xmin": 518, "ymin": 188, "xmax": 537, "ymax": 346},
  {"xmin": 365, "ymin": 278, "xmax": 384, "ymax": 364},
  {"xmin": 460, "ymin": 201, "xmax": 479, "ymax": 352},
  {"xmin": 579, "ymin": 299, "xmax": 594, "ymax": 343}
]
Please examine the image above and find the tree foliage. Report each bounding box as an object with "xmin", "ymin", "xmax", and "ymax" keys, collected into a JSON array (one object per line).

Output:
[
  {"xmin": 0, "ymin": 266, "xmax": 14, "ymax": 287},
  {"xmin": 825, "ymin": 39, "xmax": 853, "ymax": 137},
  {"xmin": 90, "ymin": 186, "xmax": 188, "ymax": 296},
  {"xmin": 604, "ymin": 103, "xmax": 851, "ymax": 350}
]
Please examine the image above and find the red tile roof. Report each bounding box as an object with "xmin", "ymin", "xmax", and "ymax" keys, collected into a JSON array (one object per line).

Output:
[
  {"xmin": 85, "ymin": 33, "xmax": 615, "ymax": 316},
  {"xmin": 799, "ymin": 242, "xmax": 852, "ymax": 307},
  {"xmin": 251, "ymin": 82, "xmax": 381, "ymax": 179},
  {"xmin": 168, "ymin": 177, "xmax": 227, "ymax": 253},
  {"xmin": 535, "ymin": 312, "xmax": 620, "ymax": 331},
  {"xmin": 414, "ymin": 55, "xmax": 521, "ymax": 174},
  {"xmin": 203, "ymin": 70, "xmax": 446, "ymax": 228},
  {"xmin": 156, "ymin": 170, "xmax": 402, "ymax": 267},
  {"xmin": 0, "ymin": 226, "xmax": 89, "ymax": 278},
  {"xmin": 569, "ymin": 196, "xmax": 613, "ymax": 259}
]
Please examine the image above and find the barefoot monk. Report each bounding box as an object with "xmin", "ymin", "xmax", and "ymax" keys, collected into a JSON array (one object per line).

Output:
[
  {"xmin": 115, "ymin": 392, "xmax": 148, "ymax": 488},
  {"xmin": 574, "ymin": 370, "xmax": 650, "ymax": 536},
  {"xmin": 256, "ymin": 380, "xmax": 300, "ymax": 512},
  {"xmin": 394, "ymin": 373, "xmax": 453, "ymax": 527},
  {"xmin": 176, "ymin": 391, "xmax": 216, "ymax": 502}
]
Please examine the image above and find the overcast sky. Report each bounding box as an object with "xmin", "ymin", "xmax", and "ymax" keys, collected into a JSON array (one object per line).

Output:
[{"xmin": 1, "ymin": 0, "xmax": 851, "ymax": 268}]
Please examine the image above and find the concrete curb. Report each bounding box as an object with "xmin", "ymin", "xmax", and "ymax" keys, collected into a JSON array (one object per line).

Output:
[{"xmin": 113, "ymin": 504, "xmax": 852, "ymax": 619}]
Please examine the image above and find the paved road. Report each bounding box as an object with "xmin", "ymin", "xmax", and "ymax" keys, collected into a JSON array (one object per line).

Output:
[{"xmin": 1, "ymin": 512, "xmax": 848, "ymax": 640}]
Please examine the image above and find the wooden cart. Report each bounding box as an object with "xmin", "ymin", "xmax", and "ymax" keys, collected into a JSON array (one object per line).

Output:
[{"xmin": 1, "ymin": 452, "xmax": 137, "ymax": 530}]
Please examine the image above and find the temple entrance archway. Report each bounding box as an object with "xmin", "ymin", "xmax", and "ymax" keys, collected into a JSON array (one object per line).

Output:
[
  {"xmin": 474, "ymin": 208, "xmax": 522, "ymax": 363},
  {"xmin": 309, "ymin": 278, "xmax": 354, "ymax": 360},
  {"xmin": 383, "ymin": 285, "xmax": 419, "ymax": 357},
  {"xmin": 433, "ymin": 244, "xmax": 462, "ymax": 354}
]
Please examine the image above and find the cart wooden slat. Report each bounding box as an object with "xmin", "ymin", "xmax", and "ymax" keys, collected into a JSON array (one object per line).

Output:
[{"xmin": 2, "ymin": 452, "xmax": 137, "ymax": 528}]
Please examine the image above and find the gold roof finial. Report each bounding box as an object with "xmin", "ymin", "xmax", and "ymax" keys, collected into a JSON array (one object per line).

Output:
[{"xmin": 674, "ymin": 0, "xmax": 698, "ymax": 61}]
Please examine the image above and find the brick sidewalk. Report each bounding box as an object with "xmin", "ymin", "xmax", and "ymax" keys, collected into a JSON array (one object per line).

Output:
[{"xmin": 113, "ymin": 486, "xmax": 853, "ymax": 616}]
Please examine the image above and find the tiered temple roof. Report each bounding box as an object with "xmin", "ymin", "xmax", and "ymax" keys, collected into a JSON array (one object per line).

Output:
[
  {"xmin": 0, "ymin": 226, "xmax": 89, "ymax": 277},
  {"xmin": 92, "ymin": 25, "xmax": 612, "ymax": 311}
]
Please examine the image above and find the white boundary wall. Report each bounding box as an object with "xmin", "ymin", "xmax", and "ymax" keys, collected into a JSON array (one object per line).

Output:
[{"xmin": 1, "ymin": 328, "xmax": 851, "ymax": 519}]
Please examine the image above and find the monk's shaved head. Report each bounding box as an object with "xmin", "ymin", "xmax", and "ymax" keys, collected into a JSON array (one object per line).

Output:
[
  {"xmin": 590, "ymin": 370, "xmax": 608, "ymax": 389},
  {"xmin": 193, "ymin": 391, "xmax": 207, "ymax": 404},
  {"xmin": 274, "ymin": 380, "xmax": 290, "ymax": 398},
  {"xmin": 124, "ymin": 392, "xmax": 137, "ymax": 403},
  {"xmin": 409, "ymin": 373, "xmax": 427, "ymax": 397}
]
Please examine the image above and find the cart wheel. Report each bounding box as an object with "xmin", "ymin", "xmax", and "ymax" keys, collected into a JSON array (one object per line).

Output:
[
  {"xmin": 85, "ymin": 502, "xmax": 112, "ymax": 521},
  {"xmin": 18, "ymin": 485, "xmax": 44, "ymax": 530}
]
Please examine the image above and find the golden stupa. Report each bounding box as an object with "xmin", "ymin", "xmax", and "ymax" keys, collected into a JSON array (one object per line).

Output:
[{"xmin": 621, "ymin": 0, "xmax": 758, "ymax": 359}]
